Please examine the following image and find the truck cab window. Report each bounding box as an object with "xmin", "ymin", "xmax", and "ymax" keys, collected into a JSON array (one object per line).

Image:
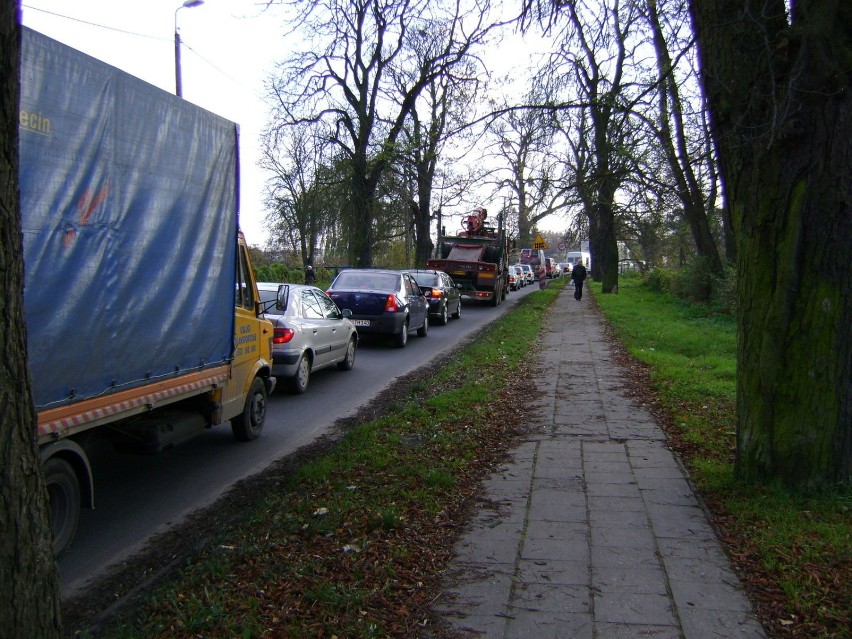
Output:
[{"xmin": 236, "ymin": 244, "xmax": 255, "ymax": 310}]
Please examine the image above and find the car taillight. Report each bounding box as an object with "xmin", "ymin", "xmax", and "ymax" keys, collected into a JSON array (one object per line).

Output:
[
  {"xmin": 385, "ymin": 295, "xmax": 400, "ymax": 312},
  {"xmin": 426, "ymin": 288, "xmax": 441, "ymax": 298},
  {"xmin": 273, "ymin": 327, "xmax": 296, "ymax": 344}
]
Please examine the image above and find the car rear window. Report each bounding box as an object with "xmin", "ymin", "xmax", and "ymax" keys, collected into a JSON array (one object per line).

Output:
[
  {"xmin": 334, "ymin": 271, "xmax": 399, "ymax": 291},
  {"xmin": 411, "ymin": 273, "xmax": 439, "ymax": 287}
]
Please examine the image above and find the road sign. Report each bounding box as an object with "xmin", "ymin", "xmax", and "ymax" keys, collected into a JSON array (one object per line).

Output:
[
  {"xmin": 558, "ymin": 242, "xmax": 566, "ymax": 251},
  {"xmin": 533, "ymin": 233, "xmax": 548, "ymax": 250}
]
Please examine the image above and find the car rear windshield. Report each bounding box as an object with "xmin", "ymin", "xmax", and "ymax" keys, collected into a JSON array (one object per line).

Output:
[
  {"xmin": 334, "ymin": 271, "xmax": 399, "ymax": 291},
  {"xmin": 410, "ymin": 273, "xmax": 440, "ymax": 286}
]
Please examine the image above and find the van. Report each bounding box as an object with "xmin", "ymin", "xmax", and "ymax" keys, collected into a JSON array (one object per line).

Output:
[{"xmin": 565, "ymin": 251, "xmax": 591, "ymax": 273}]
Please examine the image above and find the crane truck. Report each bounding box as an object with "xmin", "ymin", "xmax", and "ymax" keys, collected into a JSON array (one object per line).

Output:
[{"xmin": 426, "ymin": 208, "xmax": 510, "ymax": 306}]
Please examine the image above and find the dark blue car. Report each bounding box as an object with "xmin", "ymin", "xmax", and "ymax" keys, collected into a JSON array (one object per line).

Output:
[{"xmin": 326, "ymin": 269, "xmax": 429, "ymax": 348}]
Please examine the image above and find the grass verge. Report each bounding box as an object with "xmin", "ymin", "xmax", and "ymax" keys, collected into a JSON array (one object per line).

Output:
[
  {"xmin": 592, "ymin": 275, "xmax": 851, "ymax": 638},
  {"xmin": 74, "ymin": 283, "xmax": 564, "ymax": 639}
]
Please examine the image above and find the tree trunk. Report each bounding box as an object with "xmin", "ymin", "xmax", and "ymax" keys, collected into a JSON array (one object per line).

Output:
[
  {"xmin": 0, "ymin": 5, "xmax": 63, "ymax": 634},
  {"xmin": 590, "ymin": 198, "xmax": 619, "ymax": 293},
  {"xmin": 412, "ymin": 196, "xmax": 433, "ymax": 267},
  {"xmin": 690, "ymin": 0, "xmax": 851, "ymax": 488},
  {"xmin": 349, "ymin": 160, "xmax": 374, "ymax": 268}
]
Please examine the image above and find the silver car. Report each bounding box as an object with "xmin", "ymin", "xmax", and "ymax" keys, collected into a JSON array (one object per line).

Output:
[{"xmin": 258, "ymin": 282, "xmax": 358, "ymax": 393}]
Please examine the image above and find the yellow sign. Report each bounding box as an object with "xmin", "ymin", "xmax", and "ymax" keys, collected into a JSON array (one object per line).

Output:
[{"xmin": 533, "ymin": 234, "xmax": 548, "ymax": 250}]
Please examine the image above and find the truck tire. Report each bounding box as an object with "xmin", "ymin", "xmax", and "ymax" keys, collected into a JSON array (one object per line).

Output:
[
  {"xmin": 490, "ymin": 280, "xmax": 501, "ymax": 307},
  {"xmin": 231, "ymin": 377, "xmax": 267, "ymax": 441},
  {"xmin": 44, "ymin": 457, "xmax": 81, "ymax": 558}
]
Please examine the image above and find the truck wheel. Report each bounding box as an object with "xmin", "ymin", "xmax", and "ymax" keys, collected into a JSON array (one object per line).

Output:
[
  {"xmin": 231, "ymin": 377, "xmax": 267, "ymax": 441},
  {"xmin": 490, "ymin": 284, "xmax": 500, "ymax": 307},
  {"xmin": 44, "ymin": 457, "xmax": 80, "ymax": 557},
  {"xmin": 288, "ymin": 354, "xmax": 311, "ymax": 394},
  {"xmin": 394, "ymin": 321, "xmax": 409, "ymax": 348},
  {"xmin": 337, "ymin": 336, "xmax": 356, "ymax": 370}
]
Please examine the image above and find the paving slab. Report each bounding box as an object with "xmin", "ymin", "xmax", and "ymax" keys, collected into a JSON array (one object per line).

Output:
[{"xmin": 431, "ymin": 287, "xmax": 766, "ymax": 638}]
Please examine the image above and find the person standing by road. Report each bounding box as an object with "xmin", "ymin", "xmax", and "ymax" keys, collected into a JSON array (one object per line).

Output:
[
  {"xmin": 304, "ymin": 265, "xmax": 316, "ymax": 285},
  {"xmin": 571, "ymin": 260, "xmax": 588, "ymax": 299}
]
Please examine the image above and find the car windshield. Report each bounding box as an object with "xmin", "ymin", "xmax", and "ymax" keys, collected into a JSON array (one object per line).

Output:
[
  {"xmin": 334, "ymin": 271, "xmax": 399, "ymax": 291},
  {"xmin": 410, "ymin": 273, "xmax": 440, "ymax": 287}
]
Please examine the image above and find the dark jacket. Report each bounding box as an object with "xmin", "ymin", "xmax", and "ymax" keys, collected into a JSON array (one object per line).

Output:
[{"xmin": 571, "ymin": 264, "xmax": 587, "ymax": 282}]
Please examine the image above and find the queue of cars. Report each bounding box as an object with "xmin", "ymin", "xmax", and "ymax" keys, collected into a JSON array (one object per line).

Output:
[
  {"xmin": 259, "ymin": 268, "xmax": 469, "ymax": 394},
  {"xmin": 261, "ymin": 255, "xmax": 573, "ymax": 395}
]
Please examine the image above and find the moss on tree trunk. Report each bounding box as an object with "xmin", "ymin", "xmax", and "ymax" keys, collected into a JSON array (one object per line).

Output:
[{"xmin": 691, "ymin": 0, "xmax": 851, "ymax": 488}]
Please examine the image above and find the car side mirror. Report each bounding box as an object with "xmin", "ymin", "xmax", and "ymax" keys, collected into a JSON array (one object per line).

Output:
[{"xmin": 276, "ymin": 284, "xmax": 289, "ymax": 311}]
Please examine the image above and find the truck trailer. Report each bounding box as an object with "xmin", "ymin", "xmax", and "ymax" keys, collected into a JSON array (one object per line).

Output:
[{"xmin": 19, "ymin": 28, "xmax": 276, "ymax": 556}]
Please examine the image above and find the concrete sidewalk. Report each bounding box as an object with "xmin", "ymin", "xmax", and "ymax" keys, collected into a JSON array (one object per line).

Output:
[{"xmin": 432, "ymin": 286, "xmax": 765, "ymax": 638}]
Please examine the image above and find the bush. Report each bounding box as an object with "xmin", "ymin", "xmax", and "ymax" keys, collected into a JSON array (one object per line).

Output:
[
  {"xmin": 643, "ymin": 258, "xmax": 736, "ymax": 316},
  {"xmin": 254, "ymin": 264, "xmax": 335, "ymax": 289},
  {"xmin": 712, "ymin": 264, "xmax": 737, "ymax": 316},
  {"xmin": 670, "ymin": 255, "xmax": 716, "ymax": 303},
  {"xmin": 643, "ymin": 268, "xmax": 674, "ymax": 293}
]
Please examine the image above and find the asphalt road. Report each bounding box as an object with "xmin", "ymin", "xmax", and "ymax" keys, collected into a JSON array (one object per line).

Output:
[{"xmin": 58, "ymin": 282, "xmax": 540, "ymax": 599}]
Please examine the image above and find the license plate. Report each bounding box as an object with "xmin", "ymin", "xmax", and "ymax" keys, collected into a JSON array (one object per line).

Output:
[{"xmin": 353, "ymin": 319, "xmax": 370, "ymax": 327}]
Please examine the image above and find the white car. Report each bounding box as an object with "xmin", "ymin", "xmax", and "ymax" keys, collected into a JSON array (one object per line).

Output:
[
  {"xmin": 517, "ymin": 263, "xmax": 535, "ymax": 284},
  {"xmin": 258, "ymin": 282, "xmax": 358, "ymax": 393},
  {"xmin": 509, "ymin": 265, "xmax": 525, "ymax": 290}
]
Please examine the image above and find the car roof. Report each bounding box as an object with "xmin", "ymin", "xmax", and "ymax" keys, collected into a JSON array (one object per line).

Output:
[
  {"xmin": 258, "ymin": 282, "xmax": 321, "ymax": 293},
  {"xmin": 337, "ymin": 268, "xmax": 399, "ymax": 274}
]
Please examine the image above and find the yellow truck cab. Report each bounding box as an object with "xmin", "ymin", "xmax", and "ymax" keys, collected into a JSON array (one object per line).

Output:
[{"xmin": 226, "ymin": 233, "xmax": 277, "ymax": 440}]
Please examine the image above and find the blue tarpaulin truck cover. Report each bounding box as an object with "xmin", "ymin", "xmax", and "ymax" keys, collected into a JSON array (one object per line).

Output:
[{"xmin": 19, "ymin": 27, "xmax": 239, "ymax": 411}]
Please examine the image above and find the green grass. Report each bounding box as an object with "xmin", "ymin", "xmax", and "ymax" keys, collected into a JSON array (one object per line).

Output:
[
  {"xmin": 593, "ymin": 274, "xmax": 850, "ymax": 637},
  {"xmin": 71, "ymin": 275, "xmax": 849, "ymax": 638},
  {"xmin": 77, "ymin": 283, "xmax": 564, "ymax": 639}
]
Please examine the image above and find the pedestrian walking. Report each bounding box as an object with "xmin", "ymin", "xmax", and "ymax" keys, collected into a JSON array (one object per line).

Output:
[
  {"xmin": 571, "ymin": 260, "xmax": 587, "ymax": 299},
  {"xmin": 304, "ymin": 265, "xmax": 316, "ymax": 285}
]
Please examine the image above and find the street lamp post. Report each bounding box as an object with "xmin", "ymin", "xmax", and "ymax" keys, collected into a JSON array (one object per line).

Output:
[{"xmin": 174, "ymin": 0, "xmax": 204, "ymax": 97}]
